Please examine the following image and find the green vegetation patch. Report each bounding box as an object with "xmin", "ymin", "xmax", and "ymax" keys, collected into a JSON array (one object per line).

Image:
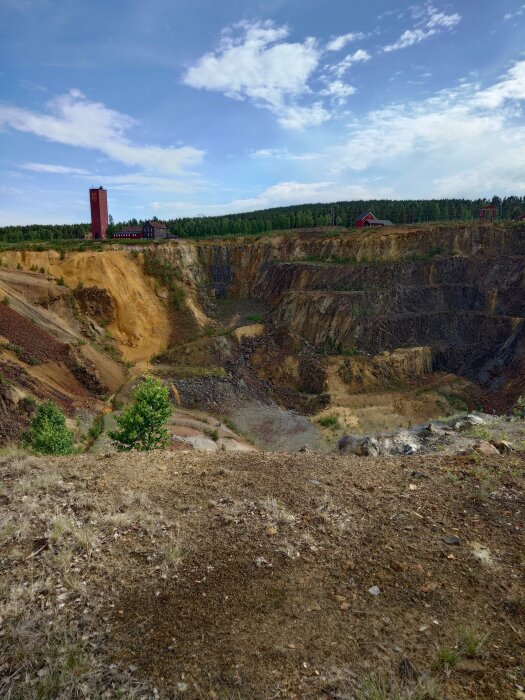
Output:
[
  {"xmin": 25, "ymin": 400, "xmax": 75, "ymax": 455},
  {"xmin": 109, "ymin": 377, "xmax": 172, "ymax": 451},
  {"xmin": 317, "ymin": 414, "xmax": 341, "ymax": 429}
]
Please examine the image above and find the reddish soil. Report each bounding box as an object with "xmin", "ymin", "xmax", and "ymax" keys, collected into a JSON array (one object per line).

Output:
[
  {"xmin": 0, "ymin": 304, "xmax": 69, "ymax": 363},
  {"xmin": 84, "ymin": 450, "xmax": 523, "ymax": 699}
]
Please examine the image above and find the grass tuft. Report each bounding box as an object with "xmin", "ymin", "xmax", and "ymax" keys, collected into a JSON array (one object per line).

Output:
[
  {"xmin": 505, "ymin": 594, "xmax": 525, "ymax": 616},
  {"xmin": 459, "ymin": 628, "xmax": 487, "ymax": 658},
  {"xmin": 317, "ymin": 414, "xmax": 342, "ymax": 429},
  {"xmin": 434, "ymin": 645, "xmax": 460, "ymax": 670},
  {"xmin": 261, "ymin": 496, "xmax": 296, "ymax": 525},
  {"xmin": 357, "ymin": 673, "xmax": 441, "ymax": 700}
]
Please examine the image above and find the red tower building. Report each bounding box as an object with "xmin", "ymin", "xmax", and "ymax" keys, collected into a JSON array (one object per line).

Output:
[{"xmin": 89, "ymin": 187, "xmax": 108, "ymax": 239}]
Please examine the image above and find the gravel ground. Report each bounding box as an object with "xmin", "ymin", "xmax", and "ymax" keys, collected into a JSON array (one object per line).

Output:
[
  {"xmin": 0, "ymin": 448, "xmax": 523, "ymax": 699},
  {"xmin": 0, "ymin": 303, "xmax": 69, "ymax": 363}
]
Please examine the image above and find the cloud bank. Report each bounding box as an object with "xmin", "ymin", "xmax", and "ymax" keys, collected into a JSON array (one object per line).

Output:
[{"xmin": 0, "ymin": 90, "xmax": 204, "ymax": 174}]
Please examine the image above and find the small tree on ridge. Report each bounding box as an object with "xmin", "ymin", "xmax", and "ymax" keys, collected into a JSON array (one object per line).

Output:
[
  {"xmin": 109, "ymin": 377, "xmax": 171, "ymax": 451},
  {"xmin": 26, "ymin": 400, "xmax": 74, "ymax": 455}
]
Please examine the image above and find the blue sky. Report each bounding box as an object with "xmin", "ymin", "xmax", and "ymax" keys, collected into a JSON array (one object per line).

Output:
[{"xmin": 1, "ymin": 0, "xmax": 524, "ymax": 225}]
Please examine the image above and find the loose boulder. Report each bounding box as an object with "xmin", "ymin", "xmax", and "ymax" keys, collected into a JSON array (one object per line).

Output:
[
  {"xmin": 473, "ymin": 440, "xmax": 500, "ymax": 456},
  {"xmin": 338, "ymin": 435, "xmax": 380, "ymax": 456},
  {"xmin": 338, "ymin": 431, "xmax": 420, "ymax": 457}
]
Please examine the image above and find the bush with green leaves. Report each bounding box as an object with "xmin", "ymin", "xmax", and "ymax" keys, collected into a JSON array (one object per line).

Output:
[
  {"xmin": 26, "ymin": 401, "xmax": 74, "ymax": 455},
  {"xmin": 109, "ymin": 377, "xmax": 172, "ymax": 451},
  {"xmin": 513, "ymin": 396, "xmax": 525, "ymax": 419}
]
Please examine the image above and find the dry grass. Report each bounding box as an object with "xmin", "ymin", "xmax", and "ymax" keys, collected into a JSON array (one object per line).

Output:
[
  {"xmin": 260, "ymin": 496, "xmax": 296, "ymax": 524},
  {"xmin": 0, "ymin": 454, "xmax": 179, "ymax": 699},
  {"xmin": 0, "ymin": 448, "xmax": 522, "ymax": 699},
  {"xmin": 357, "ymin": 674, "xmax": 442, "ymax": 700},
  {"xmin": 434, "ymin": 645, "xmax": 460, "ymax": 671},
  {"xmin": 459, "ymin": 628, "xmax": 487, "ymax": 659},
  {"xmin": 504, "ymin": 594, "xmax": 525, "ymax": 616}
]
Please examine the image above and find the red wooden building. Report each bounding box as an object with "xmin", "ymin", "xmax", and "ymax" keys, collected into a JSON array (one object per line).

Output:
[
  {"xmin": 113, "ymin": 221, "xmax": 169, "ymax": 240},
  {"xmin": 355, "ymin": 211, "xmax": 393, "ymax": 228}
]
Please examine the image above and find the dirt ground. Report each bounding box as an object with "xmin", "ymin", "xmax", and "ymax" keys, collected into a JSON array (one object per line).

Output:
[
  {"xmin": 1, "ymin": 250, "xmax": 170, "ymax": 362},
  {"xmin": 1, "ymin": 449, "xmax": 523, "ymax": 699},
  {"xmin": 0, "ymin": 303, "xmax": 69, "ymax": 364}
]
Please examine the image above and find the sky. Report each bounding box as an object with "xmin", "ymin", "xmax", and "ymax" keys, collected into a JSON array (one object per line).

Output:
[{"xmin": 0, "ymin": 0, "xmax": 525, "ymax": 225}]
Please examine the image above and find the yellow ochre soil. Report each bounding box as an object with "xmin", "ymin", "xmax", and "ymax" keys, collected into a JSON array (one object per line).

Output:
[{"xmin": 1, "ymin": 249, "xmax": 170, "ymax": 362}]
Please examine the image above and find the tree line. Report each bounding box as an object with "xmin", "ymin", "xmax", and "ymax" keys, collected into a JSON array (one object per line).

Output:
[{"xmin": 1, "ymin": 196, "xmax": 524, "ymax": 243}]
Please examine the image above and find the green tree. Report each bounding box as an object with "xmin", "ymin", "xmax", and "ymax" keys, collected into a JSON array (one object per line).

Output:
[
  {"xmin": 109, "ymin": 377, "xmax": 172, "ymax": 451},
  {"xmin": 26, "ymin": 400, "xmax": 74, "ymax": 455}
]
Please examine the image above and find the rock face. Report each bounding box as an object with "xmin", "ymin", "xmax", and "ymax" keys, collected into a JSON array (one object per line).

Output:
[
  {"xmin": 125, "ymin": 223, "xmax": 525, "ymax": 402},
  {"xmin": 338, "ymin": 431, "xmax": 420, "ymax": 456},
  {"xmin": 73, "ymin": 286, "xmax": 116, "ymax": 326},
  {"xmin": 336, "ymin": 412, "xmax": 521, "ymax": 457},
  {"xmin": 0, "ymin": 380, "xmax": 29, "ymax": 444},
  {"xmin": 181, "ymin": 223, "xmax": 524, "ymax": 401},
  {"xmin": 66, "ymin": 346, "xmax": 108, "ymax": 397}
]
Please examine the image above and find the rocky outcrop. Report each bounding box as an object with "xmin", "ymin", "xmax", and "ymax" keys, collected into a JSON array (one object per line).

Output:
[
  {"xmin": 337, "ymin": 347, "xmax": 433, "ymax": 394},
  {"xmin": 337, "ymin": 413, "xmax": 521, "ymax": 457},
  {"xmin": 186, "ymin": 224, "xmax": 524, "ymax": 300},
  {"xmin": 148, "ymin": 223, "xmax": 524, "ymax": 406},
  {"xmin": 255, "ymin": 256, "xmax": 525, "ymax": 315},
  {"xmin": 73, "ymin": 286, "xmax": 116, "ymax": 326},
  {"xmin": 0, "ymin": 374, "xmax": 31, "ymax": 444},
  {"xmin": 338, "ymin": 432, "xmax": 419, "ymax": 456},
  {"xmin": 66, "ymin": 346, "xmax": 108, "ymax": 397}
]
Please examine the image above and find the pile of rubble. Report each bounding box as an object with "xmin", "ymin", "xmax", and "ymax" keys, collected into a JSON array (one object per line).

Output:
[{"xmin": 338, "ymin": 412, "xmax": 517, "ymax": 457}]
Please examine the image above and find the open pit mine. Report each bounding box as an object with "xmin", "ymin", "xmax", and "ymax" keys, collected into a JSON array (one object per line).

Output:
[
  {"xmin": 0, "ymin": 221, "xmax": 524, "ymax": 453},
  {"xmin": 1, "ymin": 221, "xmax": 525, "ymax": 700}
]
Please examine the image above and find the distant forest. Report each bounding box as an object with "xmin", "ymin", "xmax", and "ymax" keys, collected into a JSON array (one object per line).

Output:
[{"xmin": 1, "ymin": 196, "xmax": 524, "ymax": 243}]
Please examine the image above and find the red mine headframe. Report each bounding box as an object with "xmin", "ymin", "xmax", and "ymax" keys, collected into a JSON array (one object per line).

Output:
[
  {"xmin": 90, "ymin": 187, "xmax": 108, "ymax": 239},
  {"xmin": 479, "ymin": 205, "xmax": 496, "ymax": 224}
]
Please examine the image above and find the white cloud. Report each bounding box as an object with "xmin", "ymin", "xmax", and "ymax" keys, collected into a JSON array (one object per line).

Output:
[
  {"xmin": 384, "ymin": 5, "xmax": 461, "ymax": 52},
  {"xmin": 250, "ymin": 148, "xmax": 319, "ymax": 161},
  {"xmin": 228, "ymin": 180, "xmax": 393, "ymax": 210},
  {"xmin": 326, "ymin": 32, "xmax": 365, "ymax": 52},
  {"xmin": 327, "ymin": 60, "xmax": 525, "ymax": 196},
  {"xmin": 321, "ymin": 81, "xmax": 356, "ymax": 105},
  {"xmin": 276, "ymin": 102, "xmax": 330, "ymax": 129},
  {"xmin": 183, "ymin": 20, "xmax": 327, "ymax": 129},
  {"xmin": 251, "ymin": 148, "xmax": 285, "ymax": 159},
  {"xmin": 329, "ymin": 49, "xmax": 371, "ymax": 78},
  {"xmin": 504, "ymin": 4, "xmax": 525, "ymax": 20},
  {"xmin": 384, "ymin": 28, "xmax": 429, "ymax": 51},
  {"xmin": 97, "ymin": 172, "xmax": 206, "ymax": 193},
  {"xmin": 426, "ymin": 9, "xmax": 461, "ymax": 29},
  {"xmin": 21, "ymin": 162, "xmax": 90, "ymax": 175},
  {"xmin": 144, "ymin": 181, "xmax": 391, "ymax": 218},
  {"xmin": 0, "ymin": 90, "xmax": 204, "ymax": 174},
  {"xmin": 17, "ymin": 164, "xmax": 205, "ymax": 194},
  {"xmin": 473, "ymin": 60, "xmax": 525, "ymax": 108}
]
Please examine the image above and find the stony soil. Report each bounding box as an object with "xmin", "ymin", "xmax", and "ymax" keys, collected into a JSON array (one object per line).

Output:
[
  {"xmin": 0, "ymin": 303, "xmax": 69, "ymax": 364},
  {"xmin": 1, "ymin": 449, "xmax": 523, "ymax": 699}
]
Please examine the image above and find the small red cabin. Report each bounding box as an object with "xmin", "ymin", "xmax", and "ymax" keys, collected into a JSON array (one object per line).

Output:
[
  {"xmin": 355, "ymin": 211, "xmax": 393, "ymax": 228},
  {"xmin": 479, "ymin": 205, "xmax": 496, "ymax": 223},
  {"xmin": 513, "ymin": 213, "xmax": 525, "ymax": 221},
  {"xmin": 355, "ymin": 211, "xmax": 377, "ymax": 228}
]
